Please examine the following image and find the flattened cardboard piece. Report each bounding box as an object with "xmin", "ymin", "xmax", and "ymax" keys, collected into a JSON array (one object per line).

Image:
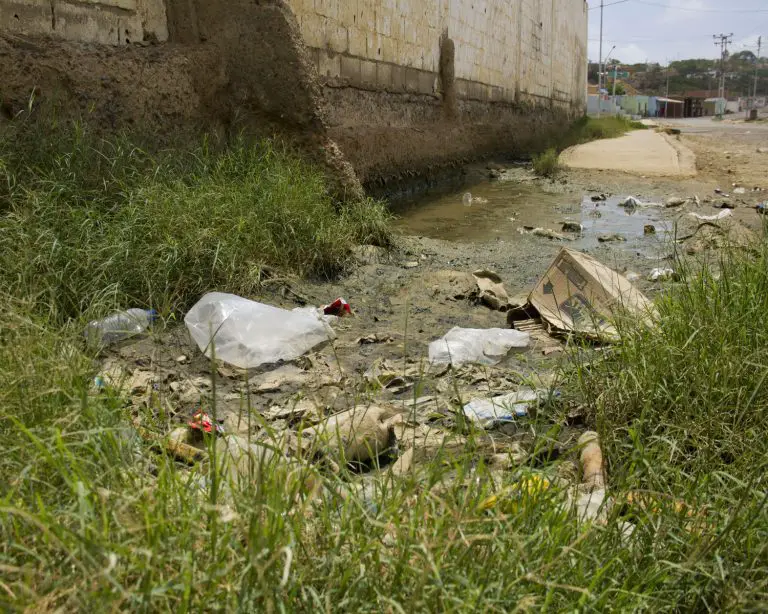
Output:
[{"xmin": 529, "ymin": 248, "xmax": 654, "ymax": 339}]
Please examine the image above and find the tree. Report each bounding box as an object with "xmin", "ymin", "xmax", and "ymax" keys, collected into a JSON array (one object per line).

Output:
[{"xmin": 607, "ymin": 81, "xmax": 626, "ymax": 95}]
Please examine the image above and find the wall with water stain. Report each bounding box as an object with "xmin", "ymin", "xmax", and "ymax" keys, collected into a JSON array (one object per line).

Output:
[{"xmin": 0, "ymin": 0, "xmax": 588, "ymax": 193}]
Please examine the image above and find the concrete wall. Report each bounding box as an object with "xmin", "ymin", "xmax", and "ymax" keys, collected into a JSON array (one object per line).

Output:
[
  {"xmin": 0, "ymin": 0, "xmax": 168, "ymax": 44},
  {"xmin": 289, "ymin": 0, "xmax": 587, "ymax": 109},
  {"xmin": 1, "ymin": 0, "xmax": 588, "ymax": 194}
]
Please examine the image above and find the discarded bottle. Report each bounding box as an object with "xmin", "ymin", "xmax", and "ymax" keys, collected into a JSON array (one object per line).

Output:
[
  {"xmin": 85, "ymin": 308, "xmax": 157, "ymax": 348},
  {"xmin": 462, "ymin": 192, "xmax": 473, "ymax": 207}
]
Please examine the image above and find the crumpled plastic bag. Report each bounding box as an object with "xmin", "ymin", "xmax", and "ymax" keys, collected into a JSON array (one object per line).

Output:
[
  {"xmin": 462, "ymin": 388, "xmax": 541, "ymax": 427},
  {"xmin": 428, "ymin": 327, "xmax": 530, "ymax": 366},
  {"xmin": 185, "ymin": 292, "xmax": 336, "ymax": 369}
]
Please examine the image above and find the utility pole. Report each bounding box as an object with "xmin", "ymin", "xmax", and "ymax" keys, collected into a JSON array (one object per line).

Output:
[
  {"xmin": 597, "ymin": 0, "xmax": 604, "ymax": 118},
  {"xmin": 754, "ymin": 36, "xmax": 762, "ymax": 101},
  {"xmin": 713, "ymin": 33, "xmax": 733, "ymax": 117},
  {"xmin": 612, "ymin": 62, "xmax": 618, "ymax": 116},
  {"xmin": 665, "ymin": 61, "xmax": 670, "ymax": 118}
]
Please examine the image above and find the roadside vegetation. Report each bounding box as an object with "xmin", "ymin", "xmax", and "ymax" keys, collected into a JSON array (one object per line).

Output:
[
  {"xmin": 1, "ymin": 118, "xmax": 767, "ymax": 610},
  {"xmin": 0, "ymin": 120, "xmax": 391, "ymax": 322},
  {"xmin": 533, "ymin": 116, "xmax": 645, "ymax": 179}
]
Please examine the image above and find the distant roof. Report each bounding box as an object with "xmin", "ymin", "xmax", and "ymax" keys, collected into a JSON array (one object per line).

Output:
[{"xmin": 655, "ymin": 97, "xmax": 683, "ymax": 104}]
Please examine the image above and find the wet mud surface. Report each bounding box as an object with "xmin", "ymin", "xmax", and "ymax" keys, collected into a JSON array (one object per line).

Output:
[{"xmin": 98, "ymin": 124, "xmax": 768, "ymax": 485}]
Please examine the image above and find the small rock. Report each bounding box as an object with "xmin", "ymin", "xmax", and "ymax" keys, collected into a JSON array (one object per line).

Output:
[
  {"xmin": 643, "ymin": 225, "xmax": 656, "ymax": 235},
  {"xmin": 175, "ymin": 355, "xmax": 189, "ymax": 364},
  {"xmin": 488, "ymin": 169, "xmax": 502, "ymax": 180},
  {"xmin": 734, "ymin": 187, "xmax": 746, "ymax": 195},
  {"xmin": 665, "ymin": 197, "xmax": 687, "ymax": 208},
  {"xmin": 717, "ymin": 201, "xmax": 736, "ymax": 209},
  {"xmin": 561, "ymin": 222, "xmax": 583, "ymax": 233},
  {"xmin": 597, "ymin": 233, "xmax": 626, "ymax": 243},
  {"xmin": 403, "ymin": 261, "xmax": 420, "ymax": 269},
  {"xmin": 625, "ymin": 271, "xmax": 642, "ymax": 282},
  {"xmin": 757, "ymin": 147, "xmax": 768, "ymax": 154},
  {"xmin": 542, "ymin": 346, "xmax": 563, "ymax": 356},
  {"xmin": 590, "ymin": 194, "xmax": 607, "ymax": 202}
]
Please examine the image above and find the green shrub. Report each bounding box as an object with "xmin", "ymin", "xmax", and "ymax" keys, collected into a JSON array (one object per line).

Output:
[
  {"xmin": 0, "ymin": 121, "xmax": 392, "ymax": 321},
  {"xmin": 532, "ymin": 148, "xmax": 562, "ymax": 178}
]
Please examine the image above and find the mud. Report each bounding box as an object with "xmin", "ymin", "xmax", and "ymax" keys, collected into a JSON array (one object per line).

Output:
[{"xmin": 96, "ymin": 121, "xmax": 767, "ymax": 494}]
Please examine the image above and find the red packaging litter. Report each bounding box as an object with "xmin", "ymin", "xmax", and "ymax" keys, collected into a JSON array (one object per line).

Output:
[{"xmin": 323, "ymin": 297, "xmax": 352, "ymax": 317}]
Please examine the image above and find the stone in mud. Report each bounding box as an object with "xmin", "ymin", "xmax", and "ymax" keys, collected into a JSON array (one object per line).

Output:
[
  {"xmin": 561, "ymin": 222, "xmax": 583, "ymax": 233},
  {"xmin": 644, "ymin": 225, "xmax": 656, "ymax": 235},
  {"xmin": 423, "ymin": 270, "xmax": 477, "ymax": 302},
  {"xmin": 597, "ymin": 233, "xmax": 626, "ymax": 243},
  {"xmin": 473, "ymin": 269, "xmax": 510, "ymax": 312},
  {"xmin": 302, "ymin": 406, "xmax": 403, "ymax": 463},
  {"xmin": 353, "ymin": 244, "xmax": 389, "ymax": 266},
  {"xmin": 665, "ymin": 197, "xmax": 687, "ymax": 208}
]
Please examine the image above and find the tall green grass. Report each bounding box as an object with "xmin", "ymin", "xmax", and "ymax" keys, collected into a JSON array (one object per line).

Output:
[
  {"xmin": 2, "ymin": 243, "xmax": 768, "ymax": 610},
  {"xmin": 0, "ymin": 121, "xmax": 391, "ymax": 321}
]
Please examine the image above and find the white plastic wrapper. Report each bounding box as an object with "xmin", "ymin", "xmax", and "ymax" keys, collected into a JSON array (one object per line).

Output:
[
  {"xmin": 428, "ymin": 327, "xmax": 530, "ymax": 367},
  {"xmin": 462, "ymin": 388, "xmax": 540, "ymax": 427},
  {"xmin": 185, "ymin": 293, "xmax": 336, "ymax": 369}
]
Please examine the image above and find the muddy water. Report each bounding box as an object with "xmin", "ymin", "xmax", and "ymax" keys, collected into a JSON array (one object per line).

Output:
[{"xmin": 394, "ymin": 172, "xmax": 672, "ymax": 257}]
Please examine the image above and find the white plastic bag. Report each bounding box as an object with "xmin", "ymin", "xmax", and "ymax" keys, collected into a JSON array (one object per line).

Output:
[
  {"xmin": 428, "ymin": 327, "xmax": 530, "ymax": 366},
  {"xmin": 185, "ymin": 293, "xmax": 336, "ymax": 369},
  {"xmin": 463, "ymin": 389, "xmax": 540, "ymax": 427}
]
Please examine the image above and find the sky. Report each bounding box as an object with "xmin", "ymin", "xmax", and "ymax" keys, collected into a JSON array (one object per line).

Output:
[{"xmin": 587, "ymin": 0, "xmax": 768, "ymax": 66}]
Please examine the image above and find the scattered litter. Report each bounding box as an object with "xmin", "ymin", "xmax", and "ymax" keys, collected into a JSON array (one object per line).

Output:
[
  {"xmin": 561, "ymin": 222, "xmax": 583, "ymax": 233},
  {"xmin": 189, "ymin": 410, "xmax": 225, "ymax": 435},
  {"xmin": 578, "ymin": 431, "xmax": 605, "ymax": 491},
  {"xmin": 757, "ymin": 203, "xmax": 768, "ymax": 215},
  {"xmin": 520, "ymin": 227, "xmax": 572, "ymax": 241},
  {"xmin": 665, "ymin": 197, "xmax": 687, "ymax": 208},
  {"xmin": 714, "ymin": 188, "xmax": 730, "ymax": 197},
  {"xmin": 644, "ymin": 225, "xmax": 656, "ymax": 235},
  {"xmin": 175, "ymin": 355, "xmax": 189, "ymax": 364},
  {"xmin": 402, "ymin": 261, "xmax": 420, "ymax": 269},
  {"xmin": 323, "ymin": 298, "xmax": 352, "ymax": 317},
  {"xmin": 734, "ymin": 187, "xmax": 746, "ymax": 195},
  {"xmin": 480, "ymin": 474, "xmax": 552, "ymax": 514},
  {"xmin": 648, "ymin": 268, "xmax": 676, "ymax": 282},
  {"xmin": 303, "ymin": 406, "xmax": 403, "ymax": 463},
  {"xmin": 598, "ymin": 233, "xmax": 626, "ymax": 243},
  {"xmin": 463, "ymin": 192, "xmax": 488, "ymax": 206},
  {"xmin": 462, "ymin": 389, "xmax": 542, "ymax": 427},
  {"xmin": 689, "ymin": 210, "xmax": 733, "ymax": 222},
  {"xmin": 428, "ymin": 327, "xmax": 530, "ymax": 366},
  {"xmin": 184, "ymin": 292, "xmax": 336, "ymax": 369},
  {"xmin": 591, "ymin": 194, "xmax": 607, "ymax": 202},
  {"xmin": 357, "ymin": 333, "xmax": 395, "ymax": 345},
  {"xmin": 525, "ymin": 248, "xmax": 655, "ymax": 339},
  {"xmin": 473, "ymin": 269, "xmax": 510, "ymax": 311},
  {"xmin": 624, "ymin": 271, "xmax": 642, "ymax": 282},
  {"xmin": 85, "ymin": 308, "xmax": 157, "ymax": 348}
]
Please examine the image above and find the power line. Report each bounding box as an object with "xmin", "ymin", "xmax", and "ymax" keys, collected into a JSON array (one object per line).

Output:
[
  {"xmin": 588, "ymin": 0, "xmax": 630, "ymax": 10},
  {"xmin": 633, "ymin": 0, "xmax": 768, "ymax": 12},
  {"xmin": 590, "ymin": 0, "xmax": 768, "ymax": 13}
]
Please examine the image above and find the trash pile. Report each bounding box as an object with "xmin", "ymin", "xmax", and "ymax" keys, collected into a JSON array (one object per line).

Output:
[{"xmin": 88, "ymin": 246, "xmax": 667, "ymax": 531}]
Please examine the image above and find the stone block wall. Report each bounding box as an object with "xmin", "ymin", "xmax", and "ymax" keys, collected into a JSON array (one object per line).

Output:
[
  {"xmin": 1, "ymin": 0, "xmax": 588, "ymax": 192},
  {"xmin": 0, "ymin": 0, "xmax": 167, "ymax": 45},
  {"xmin": 287, "ymin": 0, "xmax": 587, "ymax": 109}
]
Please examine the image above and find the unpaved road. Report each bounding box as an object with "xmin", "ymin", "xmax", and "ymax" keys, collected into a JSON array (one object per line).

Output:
[{"xmin": 560, "ymin": 128, "xmax": 697, "ymax": 177}]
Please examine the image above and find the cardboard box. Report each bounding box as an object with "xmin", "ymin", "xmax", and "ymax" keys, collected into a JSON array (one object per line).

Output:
[{"xmin": 528, "ymin": 248, "xmax": 655, "ymax": 340}]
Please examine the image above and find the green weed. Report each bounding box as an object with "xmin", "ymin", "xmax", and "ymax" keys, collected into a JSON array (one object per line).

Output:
[
  {"xmin": 532, "ymin": 148, "xmax": 562, "ymax": 179},
  {"xmin": 0, "ymin": 121, "xmax": 392, "ymax": 321}
]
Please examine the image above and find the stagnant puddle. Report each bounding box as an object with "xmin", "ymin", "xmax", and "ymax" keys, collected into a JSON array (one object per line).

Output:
[{"xmin": 393, "ymin": 171, "xmax": 672, "ymax": 257}]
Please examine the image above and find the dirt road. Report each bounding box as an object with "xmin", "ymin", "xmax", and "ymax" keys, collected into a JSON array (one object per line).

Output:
[{"xmin": 559, "ymin": 128, "xmax": 697, "ymax": 177}]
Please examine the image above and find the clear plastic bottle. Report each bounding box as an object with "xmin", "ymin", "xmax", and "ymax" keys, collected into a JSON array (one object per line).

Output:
[{"xmin": 85, "ymin": 308, "xmax": 157, "ymax": 348}]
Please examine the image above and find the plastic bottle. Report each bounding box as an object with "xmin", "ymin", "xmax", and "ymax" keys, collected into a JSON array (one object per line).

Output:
[{"xmin": 85, "ymin": 308, "xmax": 157, "ymax": 347}]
